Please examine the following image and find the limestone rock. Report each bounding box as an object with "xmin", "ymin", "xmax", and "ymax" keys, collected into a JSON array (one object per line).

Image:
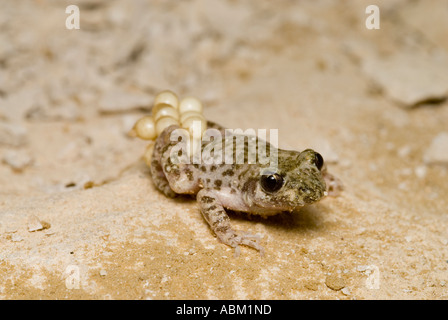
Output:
[
  {"xmin": 98, "ymin": 89, "xmax": 152, "ymax": 114},
  {"xmin": 0, "ymin": 121, "xmax": 27, "ymax": 147},
  {"xmin": 424, "ymin": 132, "xmax": 448, "ymax": 165},
  {"xmin": 362, "ymin": 50, "xmax": 448, "ymax": 107}
]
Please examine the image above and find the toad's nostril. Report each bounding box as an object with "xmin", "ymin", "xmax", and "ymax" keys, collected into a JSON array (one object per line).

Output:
[{"xmin": 298, "ymin": 179, "xmax": 326, "ymax": 203}]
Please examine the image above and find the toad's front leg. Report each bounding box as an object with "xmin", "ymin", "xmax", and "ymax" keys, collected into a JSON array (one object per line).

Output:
[{"xmin": 197, "ymin": 188, "xmax": 264, "ymax": 257}]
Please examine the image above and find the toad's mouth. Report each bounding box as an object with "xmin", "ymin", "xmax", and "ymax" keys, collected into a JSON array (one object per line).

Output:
[{"xmin": 299, "ymin": 188, "xmax": 326, "ymax": 204}]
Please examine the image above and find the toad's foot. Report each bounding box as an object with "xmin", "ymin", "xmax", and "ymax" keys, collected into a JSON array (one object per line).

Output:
[
  {"xmin": 226, "ymin": 230, "xmax": 265, "ymax": 258},
  {"xmin": 197, "ymin": 188, "xmax": 265, "ymax": 257},
  {"xmin": 322, "ymin": 169, "xmax": 343, "ymax": 197}
]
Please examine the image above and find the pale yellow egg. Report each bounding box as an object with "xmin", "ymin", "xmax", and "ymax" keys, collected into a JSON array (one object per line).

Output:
[
  {"xmin": 155, "ymin": 116, "xmax": 179, "ymax": 136},
  {"xmin": 182, "ymin": 116, "xmax": 207, "ymax": 138},
  {"xmin": 179, "ymin": 97, "xmax": 203, "ymax": 114},
  {"xmin": 180, "ymin": 111, "xmax": 205, "ymax": 125},
  {"xmin": 154, "ymin": 90, "xmax": 179, "ymax": 110},
  {"xmin": 131, "ymin": 115, "xmax": 156, "ymax": 140},
  {"xmin": 153, "ymin": 105, "xmax": 179, "ymax": 122}
]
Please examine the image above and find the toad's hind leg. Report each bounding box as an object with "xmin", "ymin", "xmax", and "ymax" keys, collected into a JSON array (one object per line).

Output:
[
  {"xmin": 197, "ymin": 188, "xmax": 264, "ymax": 257},
  {"xmin": 150, "ymin": 125, "xmax": 180, "ymax": 198},
  {"xmin": 150, "ymin": 124, "xmax": 200, "ymax": 196}
]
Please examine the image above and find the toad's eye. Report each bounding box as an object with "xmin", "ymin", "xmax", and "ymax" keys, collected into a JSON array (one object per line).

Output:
[
  {"xmin": 260, "ymin": 173, "xmax": 284, "ymax": 193},
  {"xmin": 301, "ymin": 149, "xmax": 324, "ymax": 171},
  {"xmin": 314, "ymin": 152, "xmax": 324, "ymax": 171}
]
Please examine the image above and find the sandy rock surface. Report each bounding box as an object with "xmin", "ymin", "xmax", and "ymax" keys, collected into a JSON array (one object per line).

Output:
[{"xmin": 1, "ymin": 0, "xmax": 447, "ymax": 299}]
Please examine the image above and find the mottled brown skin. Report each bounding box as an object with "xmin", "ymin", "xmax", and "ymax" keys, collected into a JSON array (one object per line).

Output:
[{"xmin": 150, "ymin": 121, "xmax": 339, "ymax": 256}]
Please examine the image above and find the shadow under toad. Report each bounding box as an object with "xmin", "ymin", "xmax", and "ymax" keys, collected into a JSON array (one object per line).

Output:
[
  {"xmin": 228, "ymin": 204, "xmax": 326, "ymax": 234},
  {"xmin": 172, "ymin": 193, "xmax": 327, "ymax": 234}
]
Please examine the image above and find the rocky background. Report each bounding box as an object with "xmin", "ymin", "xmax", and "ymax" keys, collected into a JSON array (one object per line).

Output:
[{"xmin": 0, "ymin": 0, "xmax": 447, "ymax": 299}]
